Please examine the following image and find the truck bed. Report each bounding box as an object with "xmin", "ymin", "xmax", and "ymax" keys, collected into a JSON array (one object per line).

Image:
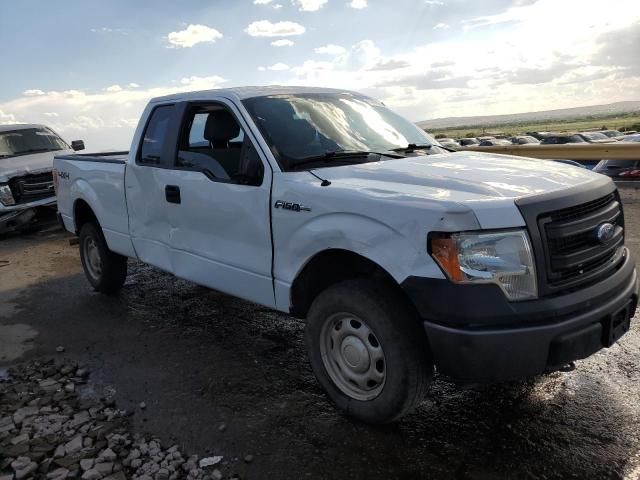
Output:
[
  {"xmin": 54, "ymin": 151, "xmax": 129, "ymax": 164},
  {"xmin": 54, "ymin": 151, "xmax": 134, "ymax": 257}
]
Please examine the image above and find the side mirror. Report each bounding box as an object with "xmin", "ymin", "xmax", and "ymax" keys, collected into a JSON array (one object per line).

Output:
[{"xmin": 71, "ymin": 140, "xmax": 85, "ymax": 151}]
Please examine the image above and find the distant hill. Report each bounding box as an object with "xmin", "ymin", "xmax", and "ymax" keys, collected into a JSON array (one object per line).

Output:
[{"xmin": 417, "ymin": 101, "xmax": 640, "ymax": 130}]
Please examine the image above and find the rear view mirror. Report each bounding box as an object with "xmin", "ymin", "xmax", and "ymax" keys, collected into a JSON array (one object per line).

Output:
[{"xmin": 71, "ymin": 140, "xmax": 85, "ymax": 151}]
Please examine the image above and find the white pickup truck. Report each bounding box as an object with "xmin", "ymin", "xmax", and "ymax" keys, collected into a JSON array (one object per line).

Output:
[
  {"xmin": 0, "ymin": 124, "xmax": 84, "ymax": 233},
  {"xmin": 54, "ymin": 87, "xmax": 638, "ymax": 423}
]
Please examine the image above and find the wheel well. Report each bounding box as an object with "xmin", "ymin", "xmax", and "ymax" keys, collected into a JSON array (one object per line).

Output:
[
  {"xmin": 290, "ymin": 249, "xmax": 400, "ymax": 318},
  {"xmin": 73, "ymin": 199, "xmax": 98, "ymax": 234}
]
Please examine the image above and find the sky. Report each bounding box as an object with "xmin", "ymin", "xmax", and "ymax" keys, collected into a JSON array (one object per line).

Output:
[{"xmin": 1, "ymin": 0, "xmax": 639, "ymax": 150}]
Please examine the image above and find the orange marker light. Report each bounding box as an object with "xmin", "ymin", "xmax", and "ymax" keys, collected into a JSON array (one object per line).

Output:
[{"xmin": 430, "ymin": 236, "xmax": 463, "ymax": 282}]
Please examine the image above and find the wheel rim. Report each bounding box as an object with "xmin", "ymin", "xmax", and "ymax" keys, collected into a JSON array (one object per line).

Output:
[
  {"xmin": 319, "ymin": 312, "xmax": 386, "ymax": 401},
  {"xmin": 83, "ymin": 236, "xmax": 102, "ymax": 280}
]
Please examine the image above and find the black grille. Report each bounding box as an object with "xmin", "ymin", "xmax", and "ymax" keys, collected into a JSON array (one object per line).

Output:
[
  {"xmin": 539, "ymin": 193, "xmax": 624, "ymax": 289},
  {"xmin": 8, "ymin": 172, "xmax": 55, "ymax": 204}
]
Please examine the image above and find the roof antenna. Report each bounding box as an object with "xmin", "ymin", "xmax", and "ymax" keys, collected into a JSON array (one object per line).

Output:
[{"xmin": 308, "ymin": 170, "xmax": 331, "ymax": 186}]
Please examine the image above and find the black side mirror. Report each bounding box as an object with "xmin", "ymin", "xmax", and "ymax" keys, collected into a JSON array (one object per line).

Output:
[{"xmin": 71, "ymin": 140, "xmax": 85, "ymax": 151}]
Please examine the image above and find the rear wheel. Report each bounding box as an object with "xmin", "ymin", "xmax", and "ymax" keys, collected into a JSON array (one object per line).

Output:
[
  {"xmin": 305, "ymin": 278, "xmax": 433, "ymax": 423},
  {"xmin": 79, "ymin": 222, "xmax": 127, "ymax": 294}
]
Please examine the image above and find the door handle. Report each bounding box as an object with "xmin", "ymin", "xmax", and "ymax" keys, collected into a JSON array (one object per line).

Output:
[{"xmin": 165, "ymin": 185, "xmax": 181, "ymax": 204}]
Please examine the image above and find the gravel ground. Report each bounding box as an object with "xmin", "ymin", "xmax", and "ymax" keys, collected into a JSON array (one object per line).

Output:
[{"xmin": 0, "ymin": 196, "xmax": 639, "ymax": 480}]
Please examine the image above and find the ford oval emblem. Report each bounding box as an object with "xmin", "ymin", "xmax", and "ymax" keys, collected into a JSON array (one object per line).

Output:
[{"xmin": 596, "ymin": 222, "xmax": 615, "ymax": 244}]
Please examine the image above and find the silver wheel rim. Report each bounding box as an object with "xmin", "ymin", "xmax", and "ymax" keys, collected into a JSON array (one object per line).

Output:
[
  {"xmin": 83, "ymin": 237, "xmax": 102, "ymax": 280},
  {"xmin": 319, "ymin": 312, "xmax": 386, "ymax": 401}
]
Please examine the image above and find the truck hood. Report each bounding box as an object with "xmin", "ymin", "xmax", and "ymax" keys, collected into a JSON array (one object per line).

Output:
[
  {"xmin": 0, "ymin": 150, "xmax": 71, "ymax": 182},
  {"xmin": 313, "ymin": 151, "xmax": 606, "ymax": 229},
  {"xmin": 316, "ymin": 151, "xmax": 601, "ymax": 200}
]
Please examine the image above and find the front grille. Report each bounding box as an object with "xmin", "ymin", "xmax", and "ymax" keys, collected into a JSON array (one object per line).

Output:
[
  {"xmin": 9, "ymin": 172, "xmax": 55, "ymax": 204},
  {"xmin": 539, "ymin": 192, "xmax": 624, "ymax": 289}
]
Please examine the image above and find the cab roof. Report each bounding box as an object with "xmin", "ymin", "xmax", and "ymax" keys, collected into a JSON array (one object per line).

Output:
[
  {"xmin": 0, "ymin": 124, "xmax": 47, "ymax": 133},
  {"xmin": 149, "ymin": 86, "xmax": 367, "ymax": 104}
]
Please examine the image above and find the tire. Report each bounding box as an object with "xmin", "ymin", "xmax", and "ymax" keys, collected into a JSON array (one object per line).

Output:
[
  {"xmin": 305, "ymin": 278, "xmax": 433, "ymax": 424},
  {"xmin": 79, "ymin": 222, "xmax": 127, "ymax": 294}
]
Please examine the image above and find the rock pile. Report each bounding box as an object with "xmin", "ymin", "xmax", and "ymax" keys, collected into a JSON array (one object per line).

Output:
[{"xmin": 0, "ymin": 360, "xmax": 233, "ymax": 480}]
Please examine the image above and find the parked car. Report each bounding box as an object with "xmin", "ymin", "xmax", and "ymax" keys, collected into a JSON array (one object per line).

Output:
[
  {"xmin": 623, "ymin": 130, "xmax": 638, "ymax": 135},
  {"xmin": 53, "ymin": 87, "xmax": 638, "ymax": 423},
  {"xmin": 621, "ymin": 134, "xmax": 640, "ymax": 143},
  {"xmin": 438, "ymin": 140, "xmax": 460, "ymax": 149},
  {"xmin": 458, "ymin": 138, "xmax": 479, "ymax": 146},
  {"xmin": 599, "ymin": 130, "xmax": 625, "ymax": 140},
  {"xmin": 540, "ymin": 134, "xmax": 588, "ymax": 145},
  {"xmin": 477, "ymin": 136, "xmax": 496, "ymax": 142},
  {"xmin": 0, "ymin": 124, "xmax": 83, "ymax": 234},
  {"xmin": 479, "ymin": 139, "xmax": 512, "ymax": 146},
  {"xmin": 578, "ymin": 131, "xmax": 615, "ymax": 144},
  {"xmin": 525, "ymin": 131, "xmax": 550, "ymax": 140},
  {"xmin": 511, "ymin": 135, "xmax": 540, "ymax": 145},
  {"xmin": 593, "ymin": 159, "xmax": 640, "ymax": 179}
]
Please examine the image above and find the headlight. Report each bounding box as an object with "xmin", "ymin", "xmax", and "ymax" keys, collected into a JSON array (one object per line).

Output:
[
  {"xmin": 429, "ymin": 229, "xmax": 537, "ymax": 301},
  {"xmin": 0, "ymin": 184, "xmax": 15, "ymax": 206}
]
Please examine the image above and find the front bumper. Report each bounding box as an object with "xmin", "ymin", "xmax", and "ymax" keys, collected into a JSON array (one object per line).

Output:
[
  {"xmin": 0, "ymin": 208, "xmax": 37, "ymax": 233},
  {"xmin": 402, "ymin": 248, "xmax": 639, "ymax": 383}
]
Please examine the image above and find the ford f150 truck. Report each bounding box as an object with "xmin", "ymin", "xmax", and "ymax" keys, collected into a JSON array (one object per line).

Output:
[
  {"xmin": 0, "ymin": 124, "xmax": 84, "ymax": 233},
  {"xmin": 53, "ymin": 87, "xmax": 638, "ymax": 423}
]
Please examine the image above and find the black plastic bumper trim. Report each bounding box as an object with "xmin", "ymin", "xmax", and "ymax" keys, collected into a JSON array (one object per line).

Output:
[{"xmin": 408, "ymin": 259, "xmax": 638, "ymax": 383}]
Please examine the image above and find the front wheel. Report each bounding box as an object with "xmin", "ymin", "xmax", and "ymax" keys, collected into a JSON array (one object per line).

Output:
[
  {"xmin": 79, "ymin": 222, "xmax": 127, "ymax": 294},
  {"xmin": 305, "ymin": 278, "xmax": 433, "ymax": 423}
]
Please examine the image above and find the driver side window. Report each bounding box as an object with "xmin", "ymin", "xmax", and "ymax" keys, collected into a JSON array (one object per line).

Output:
[{"xmin": 177, "ymin": 104, "xmax": 264, "ymax": 186}]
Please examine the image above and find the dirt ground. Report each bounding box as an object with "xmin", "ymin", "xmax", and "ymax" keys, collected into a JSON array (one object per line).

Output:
[{"xmin": 1, "ymin": 196, "xmax": 639, "ymax": 480}]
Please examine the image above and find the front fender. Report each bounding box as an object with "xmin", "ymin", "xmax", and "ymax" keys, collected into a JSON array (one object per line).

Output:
[{"xmin": 274, "ymin": 211, "xmax": 445, "ymax": 288}]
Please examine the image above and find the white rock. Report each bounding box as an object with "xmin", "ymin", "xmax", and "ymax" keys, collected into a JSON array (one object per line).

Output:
[
  {"xmin": 65, "ymin": 435, "xmax": 83, "ymax": 455},
  {"xmin": 46, "ymin": 467, "xmax": 70, "ymax": 479},
  {"xmin": 81, "ymin": 469, "xmax": 101, "ymax": 480},
  {"xmin": 100, "ymin": 448, "xmax": 117, "ymax": 462},
  {"xmin": 80, "ymin": 459, "xmax": 95, "ymax": 471},
  {"xmin": 198, "ymin": 457, "xmax": 223, "ymax": 468}
]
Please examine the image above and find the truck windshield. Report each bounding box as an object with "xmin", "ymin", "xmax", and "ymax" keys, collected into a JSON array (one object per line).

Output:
[
  {"xmin": 0, "ymin": 127, "xmax": 68, "ymax": 159},
  {"xmin": 242, "ymin": 93, "xmax": 441, "ymax": 171}
]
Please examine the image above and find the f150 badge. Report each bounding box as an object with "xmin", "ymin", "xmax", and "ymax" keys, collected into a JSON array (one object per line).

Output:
[{"xmin": 274, "ymin": 200, "xmax": 311, "ymax": 212}]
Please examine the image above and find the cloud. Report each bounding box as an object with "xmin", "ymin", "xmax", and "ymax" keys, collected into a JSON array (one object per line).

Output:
[
  {"xmin": 433, "ymin": 23, "xmax": 449, "ymax": 30},
  {"xmin": 292, "ymin": 0, "xmax": 327, "ymax": 11},
  {"xmin": 245, "ymin": 20, "xmax": 306, "ymax": 37},
  {"xmin": 591, "ymin": 21, "xmax": 640, "ymax": 78},
  {"xmin": 349, "ymin": 0, "xmax": 368, "ymax": 8},
  {"xmin": 0, "ymin": 76, "xmax": 228, "ymax": 150},
  {"xmin": 254, "ymin": 0, "xmax": 273, "ymax": 3},
  {"xmin": 179, "ymin": 76, "xmax": 227, "ymax": 90},
  {"xmin": 104, "ymin": 85, "xmax": 123, "ymax": 93},
  {"xmin": 90, "ymin": 27, "xmax": 128, "ymax": 35},
  {"xmin": 167, "ymin": 24, "xmax": 223, "ymax": 48},
  {"xmin": 378, "ymin": 71, "xmax": 472, "ymax": 90},
  {"xmin": 273, "ymin": 3, "xmax": 283, "ymax": 8},
  {"xmin": 271, "ymin": 39, "xmax": 294, "ymax": 47},
  {"xmin": 367, "ymin": 59, "xmax": 411, "ymax": 71},
  {"xmin": 424, "ymin": 0, "xmax": 444, "ymax": 5},
  {"xmin": 128, "ymin": 83, "xmax": 140, "ymax": 88},
  {"xmin": 24, "ymin": 90, "xmax": 46, "ymax": 97},
  {"xmin": 0, "ymin": 110, "xmax": 18, "ymax": 125},
  {"xmin": 315, "ymin": 44, "xmax": 347, "ymax": 55},
  {"xmin": 259, "ymin": 63, "xmax": 290, "ymax": 71}
]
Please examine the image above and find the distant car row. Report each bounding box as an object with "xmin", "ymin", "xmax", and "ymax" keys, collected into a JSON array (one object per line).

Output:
[
  {"xmin": 436, "ymin": 131, "xmax": 640, "ymax": 180},
  {"xmin": 440, "ymin": 130, "xmax": 640, "ymax": 149}
]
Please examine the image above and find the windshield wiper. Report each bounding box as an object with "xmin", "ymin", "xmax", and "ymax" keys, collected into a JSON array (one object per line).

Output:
[
  {"xmin": 13, "ymin": 148, "xmax": 58, "ymax": 155},
  {"xmin": 290, "ymin": 150, "xmax": 405, "ymax": 170},
  {"xmin": 390, "ymin": 143, "xmax": 434, "ymax": 153}
]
